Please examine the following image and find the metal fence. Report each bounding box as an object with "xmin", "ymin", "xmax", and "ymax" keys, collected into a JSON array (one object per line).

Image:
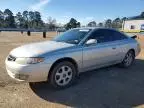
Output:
[
  {"xmin": 0, "ymin": 28, "xmax": 66, "ymax": 38},
  {"xmin": 0, "ymin": 28, "xmax": 56, "ymax": 32}
]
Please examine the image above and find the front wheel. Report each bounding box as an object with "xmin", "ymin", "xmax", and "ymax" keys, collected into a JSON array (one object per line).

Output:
[
  {"xmin": 49, "ymin": 61, "xmax": 77, "ymax": 89},
  {"xmin": 120, "ymin": 50, "xmax": 135, "ymax": 68}
]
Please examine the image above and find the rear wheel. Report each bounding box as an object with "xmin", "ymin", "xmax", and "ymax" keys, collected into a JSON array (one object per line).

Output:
[
  {"xmin": 120, "ymin": 50, "xmax": 135, "ymax": 68},
  {"xmin": 49, "ymin": 61, "xmax": 77, "ymax": 89}
]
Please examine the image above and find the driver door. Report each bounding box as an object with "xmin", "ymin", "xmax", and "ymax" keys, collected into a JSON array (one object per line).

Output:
[{"xmin": 82, "ymin": 29, "xmax": 119, "ymax": 71}]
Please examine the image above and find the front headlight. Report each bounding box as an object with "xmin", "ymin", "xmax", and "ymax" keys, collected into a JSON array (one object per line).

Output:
[{"xmin": 15, "ymin": 57, "xmax": 44, "ymax": 64}]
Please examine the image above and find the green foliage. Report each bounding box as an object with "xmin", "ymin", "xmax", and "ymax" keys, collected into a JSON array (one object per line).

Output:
[
  {"xmin": 65, "ymin": 18, "xmax": 81, "ymax": 30},
  {"xmin": 0, "ymin": 9, "xmax": 44, "ymax": 29},
  {"xmin": 121, "ymin": 17, "xmax": 128, "ymax": 21},
  {"xmin": 87, "ymin": 21, "xmax": 96, "ymax": 27},
  {"xmin": 77, "ymin": 22, "xmax": 81, "ymax": 28},
  {"xmin": 0, "ymin": 9, "xmax": 143, "ymax": 30},
  {"xmin": 140, "ymin": 12, "xmax": 144, "ymax": 18},
  {"xmin": 105, "ymin": 19, "xmax": 112, "ymax": 28},
  {"xmin": 28, "ymin": 11, "xmax": 44, "ymax": 29},
  {"xmin": 22, "ymin": 11, "xmax": 29, "ymax": 28},
  {"xmin": 15, "ymin": 12, "xmax": 24, "ymax": 28},
  {"xmin": 0, "ymin": 10, "xmax": 4, "ymax": 27},
  {"xmin": 98, "ymin": 22, "xmax": 103, "ymax": 27},
  {"xmin": 112, "ymin": 18, "xmax": 122, "ymax": 29},
  {"xmin": 104, "ymin": 17, "xmax": 129, "ymax": 29},
  {"xmin": 4, "ymin": 9, "xmax": 16, "ymax": 28}
]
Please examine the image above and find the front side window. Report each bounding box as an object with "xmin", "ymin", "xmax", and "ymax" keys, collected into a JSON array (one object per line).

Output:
[
  {"xmin": 87, "ymin": 29, "xmax": 113, "ymax": 43},
  {"xmin": 53, "ymin": 29, "xmax": 91, "ymax": 44}
]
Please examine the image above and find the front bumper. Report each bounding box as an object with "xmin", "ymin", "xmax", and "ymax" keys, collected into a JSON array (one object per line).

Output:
[{"xmin": 5, "ymin": 59, "xmax": 52, "ymax": 82}]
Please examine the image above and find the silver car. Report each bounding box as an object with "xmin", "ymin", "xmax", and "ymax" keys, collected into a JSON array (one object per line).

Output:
[{"xmin": 5, "ymin": 28, "xmax": 140, "ymax": 89}]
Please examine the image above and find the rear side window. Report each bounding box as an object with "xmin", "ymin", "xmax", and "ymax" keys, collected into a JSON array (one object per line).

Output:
[
  {"xmin": 112, "ymin": 30, "xmax": 128, "ymax": 41},
  {"xmin": 87, "ymin": 29, "xmax": 113, "ymax": 43},
  {"xmin": 87, "ymin": 29, "xmax": 127, "ymax": 43}
]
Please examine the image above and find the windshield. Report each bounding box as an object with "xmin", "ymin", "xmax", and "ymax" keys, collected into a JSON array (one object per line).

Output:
[{"xmin": 53, "ymin": 29, "xmax": 91, "ymax": 44}]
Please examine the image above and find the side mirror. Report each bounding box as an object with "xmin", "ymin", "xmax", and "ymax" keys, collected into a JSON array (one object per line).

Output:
[{"xmin": 86, "ymin": 39, "xmax": 97, "ymax": 45}]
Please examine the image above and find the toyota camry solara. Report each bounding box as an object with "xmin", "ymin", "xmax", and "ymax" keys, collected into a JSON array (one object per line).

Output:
[{"xmin": 5, "ymin": 28, "xmax": 141, "ymax": 89}]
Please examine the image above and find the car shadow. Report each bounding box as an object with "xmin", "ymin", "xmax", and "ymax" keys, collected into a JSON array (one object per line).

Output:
[{"xmin": 29, "ymin": 59, "xmax": 144, "ymax": 108}]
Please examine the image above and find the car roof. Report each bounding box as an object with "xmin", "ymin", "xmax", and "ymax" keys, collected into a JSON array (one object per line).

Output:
[
  {"xmin": 73, "ymin": 27, "xmax": 126, "ymax": 36},
  {"xmin": 73, "ymin": 27, "xmax": 118, "ymax": 31},
  {"xmin": 73, "ymin": 27, "xmax": 97, "ymax": 30}
]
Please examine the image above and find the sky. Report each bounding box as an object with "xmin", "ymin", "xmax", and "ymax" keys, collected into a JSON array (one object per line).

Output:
[{"xmin": 0, "ymin": 0, "xmax": 144, "ymax": 25}]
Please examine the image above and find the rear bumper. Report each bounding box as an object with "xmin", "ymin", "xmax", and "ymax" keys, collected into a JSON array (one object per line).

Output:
[{"xmin": 5, "ymin": 60, "xmax": 51, "ymax": 82}]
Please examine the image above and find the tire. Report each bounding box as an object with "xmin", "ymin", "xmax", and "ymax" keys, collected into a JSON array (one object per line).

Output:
[
  {"xmin": 49, "ymin": 61, "xmax": 77, "ymax": 89},
  {"xmin": 120, "ymin": 50, "xmax": 135, "ymax": 68}
]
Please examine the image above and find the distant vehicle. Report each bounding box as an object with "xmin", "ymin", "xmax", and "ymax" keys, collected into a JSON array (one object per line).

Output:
[{"xmin": 5, "ymin": 28, "xmax": 141, "ymax": 89}]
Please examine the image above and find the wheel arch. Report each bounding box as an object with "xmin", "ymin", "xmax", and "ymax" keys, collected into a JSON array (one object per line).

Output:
[
  {"xmin": 48, "ymin": 57, "xmax": 78, "ymax": 80},
  {"xmin": 129, "ymin": 49, "xmax": 135, "ymax": 57}
]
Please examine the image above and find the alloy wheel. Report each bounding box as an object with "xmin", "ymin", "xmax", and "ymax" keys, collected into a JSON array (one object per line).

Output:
[
  {"xmin": 123, "ymin": 52, "xmax": 133, "ymax": 66},
  {"xmin": 55, "ymin": 66, "xmax": 73, "ymax": 86}
]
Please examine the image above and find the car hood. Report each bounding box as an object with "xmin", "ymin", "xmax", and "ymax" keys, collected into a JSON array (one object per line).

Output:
[{"xmin": 10, "ymin": 41, "xmax": 75, "ymax": 57}]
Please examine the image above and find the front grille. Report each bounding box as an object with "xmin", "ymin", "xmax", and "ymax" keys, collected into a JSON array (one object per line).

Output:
[{"xmin": 7, "ymin": 55, "xmax": 16, "ymax": 61}]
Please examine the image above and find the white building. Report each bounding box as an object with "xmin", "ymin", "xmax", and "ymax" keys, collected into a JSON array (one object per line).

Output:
[{"xmin": 123, "ymin": 19, "xmax": 144, "ymax": 31}]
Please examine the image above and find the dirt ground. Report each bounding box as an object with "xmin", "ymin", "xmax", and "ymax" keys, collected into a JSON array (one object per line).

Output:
[{"xmin": 0, "ymin": 31, "xmax": 144, "ymax": 108}]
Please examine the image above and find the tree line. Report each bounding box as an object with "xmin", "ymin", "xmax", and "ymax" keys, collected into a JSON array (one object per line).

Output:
[
  {"xmin": 64, "ymin": 11, "xmax": 144, "ymax": 30},
  {"xmin": 87, "ymin": 12, "xmax": 144, "ymax": 29},
  {"xmin": 0, "ymin": 9, "xmax": 144, "ymax": 30},
  {"xmin": 0, "ymin": 9, "xmax": 57, "ymax": 30},
  {"xmin": 0, "ymin": 9, "xmax": 43, "ymax": 29}
]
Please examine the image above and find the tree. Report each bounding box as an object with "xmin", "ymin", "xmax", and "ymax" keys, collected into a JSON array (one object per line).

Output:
[
  {"xmin": 140, "ymin": 12, "xmax": 144, "ymax": 18},
  {"xmin": 4, "ymin": 9, "xmax": 16, "ymax": 28},
  {"xmin": 22, "ymin": 11, "xmax": 29, "ymax": 28},
  {"xmin": 29, "ymin": 11, "xmax": 35, "ymax": 28},
  {"xmin": 15, "ymin": 12, "xmax": 24, "ymax": 28},
  {"xmin": 46, "ymin": 17, "xmax": 57, "ymax": 30},
  {"xmin": 64, "ymin": 23, "xmax": 71, "ymax": 30},
  {"xmin": 112, "ymin": 18, "xmax": 122, "ymax": 29},
  {"xmin": 69, "ymin": 18, "xmax": 78, "ymax": 28},
  {"xmin": 87, "ymin": 21, "xmax": 96, "ymax": 27},
  {"xmin": 0, "ymin": 10, "xmax": 4, "ymax": 27},
  {"xmin": 98, "ymin": 22, "xmax": 103, "ymax": 27},
  {"xmin": 77, "ymin": 22, "xmax": 81, "ymax": 27},
  {"xmin": 65, "ymin": 18, "xmax": 81, "ymax": 30},
  {"xmin": 34, "ymin": 11, "xmax": 44, "ymax": 28},
  {"xmin": 105, "ymin": 19, "xmax": 112, "ymax": 28},
  {"xmin": 121, "ymin": 17, "xmax": 127, "ymax": 21}
]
